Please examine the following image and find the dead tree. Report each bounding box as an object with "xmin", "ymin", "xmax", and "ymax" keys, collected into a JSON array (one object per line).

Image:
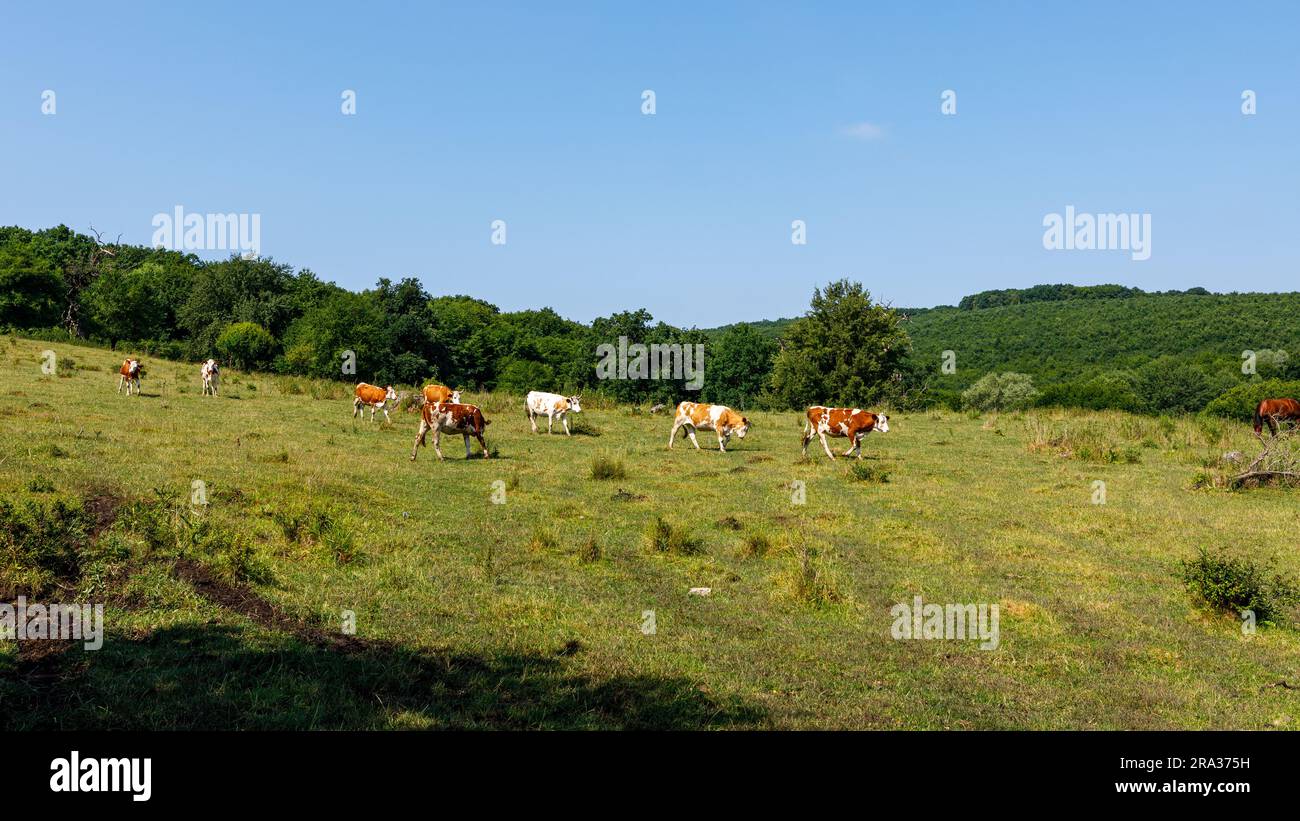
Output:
[
  {"xmin": 60, "ymin": 226, "xmax": 119, "ymax": 337},
  {"xmin": 1231, "ymin": 427, "xmax": 1300, "ymax": 488}
]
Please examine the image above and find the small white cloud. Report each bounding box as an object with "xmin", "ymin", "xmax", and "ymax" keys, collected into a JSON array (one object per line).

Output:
[{"xmin": 840, "ymin": 122, "xmax": 884, "ymax": 140}]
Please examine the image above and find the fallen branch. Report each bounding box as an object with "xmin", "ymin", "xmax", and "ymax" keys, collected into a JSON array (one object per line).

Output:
[{"xmin": 1230, "ymin": 470, "xmax": 1300, "ymax": 486}]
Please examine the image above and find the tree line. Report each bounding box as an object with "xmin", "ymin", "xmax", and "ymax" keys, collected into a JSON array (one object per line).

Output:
[
  {"xmin": 0, "ymin": 225, "xmax": 913, "ymax": 409},
  {"xmin": 3, "ymin": 224, "xmax": 1296, "ymax": 418}
]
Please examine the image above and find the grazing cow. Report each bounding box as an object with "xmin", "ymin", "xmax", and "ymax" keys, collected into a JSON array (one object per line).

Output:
[
  {"xmin": 411, "ymin": 401, "xmax": 491, "ymax": 460},
  {"xmin": 200, "ymin": 359, "xmax": 220, "ymax": 396},
  {"xmin": 802, "ymin": 406, "xmax": 889, "ymax": 460},
  {"xmin": 421, "ymin": 383, "xmax": 461, "ymax": 406},
  {"xmin": 526, "ymin": 391, "xmax": 583, "ymax": 436},
  {"xmin": 117, "ymin": 359, "xmax": 142, "ymax": 396},
  {"xmin": 352, "ymin": 383, "xmax": 398, "ymax": 423},
  {"xmin": 668, "ymin": 401, "xmax": 750, "ymax": 452},
  {"xmin": 1253, "ymin": 397, "xmax": 1300, "ymax": 436}
]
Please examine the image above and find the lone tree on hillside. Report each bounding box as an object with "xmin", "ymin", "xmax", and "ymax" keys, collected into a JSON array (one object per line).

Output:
[{"xmin": 769, "ymin": 280, "xmax": 910, "ymax": 409}]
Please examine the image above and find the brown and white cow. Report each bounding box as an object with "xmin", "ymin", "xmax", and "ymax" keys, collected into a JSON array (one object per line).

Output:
[
  {"xmin": 117, "ymin": 359, "xmax": 142, "ymax": 396},
  {"xmin": 352, "ymin": 383, "xmax": 398, "ymax": 422},
  {"xmin": 200, "ymin": 359, "xmax": 220, "ymax": 396},
  {"xmin": 411, "ymin": 401, "xmax": 491, "ymax": 461},
  {"xmin": 526, "ymin": 391, "xmax": 582, "ymax": 436},
  {"xmin": 421, "ymin": 383, "xmax": 461, "ymax": 406},
  {"xmin": 802, "ymin": 406, "xmax": 889, "ymax": 460},
  {"xmin": 668, "ymin": 401, "xmax": 750, "ymax": 452}
]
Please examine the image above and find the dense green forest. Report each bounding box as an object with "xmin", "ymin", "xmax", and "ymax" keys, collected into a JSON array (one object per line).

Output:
[{"xmin": 2, "ymin": 225, "xmax": 1298, "ymax": 417}]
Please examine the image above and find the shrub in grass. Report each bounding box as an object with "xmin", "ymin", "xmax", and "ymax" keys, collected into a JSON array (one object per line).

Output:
[
  {"xmin": 578, "ymin": 536, "xmax": 601, "ymax": 563},
  {"xmin": 646, "ymin": 517, "xmax": 704, "ymax": 556},
  {"xmin": 270, "ymin": 505, "xmax": 358, "ymax": 565},
  {"xmin": 739, "ymin": 533, "xmax": 770, "ymax": 558},
  {"xmin": 26, "ymin": 476, "xmax": 55, "ymax": 493},
  {"xmin": 1179, "ymin": 547, "xmax": 1299, "ymax": 625},
  {"xmin": 0, "ymin": 496, "xmax": 91, "ymax": 594},
  {"xmin": 529, "ymin": 529, "xmax": 558, "ymax": 553},
  {"xmin": 715, "ymin": 515, "xmax": 742, "ymax": 531},
  {"xmin": 848, "ymin": 461, "xmax": 891, "ymax": 483},
  {"xmin": 589, "ymin": 454, "xmax": 626, "ymax": 480},
  {"xmin": 771, "ymin": 540, "xmax": 843, "ymax": 606}
]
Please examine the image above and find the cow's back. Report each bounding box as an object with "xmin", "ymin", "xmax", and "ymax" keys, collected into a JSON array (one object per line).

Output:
[
  {"xmin": 423, "ymin": 384, "xmax": 455, "ymax": 404},
  {"xmin": 355, "ymin": 383, "xmax": 385, "ymax": 404}
]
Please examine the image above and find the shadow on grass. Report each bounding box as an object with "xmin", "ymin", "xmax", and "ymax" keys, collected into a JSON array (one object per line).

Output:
[
  {"xmin": 3, "ymin": 560, "xmax": 766, "ymax": 730},
  {"xmin": 3, "ymin": 623, "xmax": 766, "ymax": 730}
]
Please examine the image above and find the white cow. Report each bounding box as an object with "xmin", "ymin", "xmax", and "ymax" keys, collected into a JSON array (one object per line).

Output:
[
  {"xmin": 525, "ymin": 391, "xmax": 582, "ymax": 436},
  {"xmin": 200, "ymin": 359, "xmax": 220, "ymax": 395}
]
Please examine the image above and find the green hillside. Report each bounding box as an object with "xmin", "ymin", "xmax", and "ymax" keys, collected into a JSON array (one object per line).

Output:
[
  {"xmin": 712, "ymin": 288, "xmax": 1300, "ymax": 413},
  {"xmin": 908, "ymin": 293, "xmax": 1300, "ymax": 384}
]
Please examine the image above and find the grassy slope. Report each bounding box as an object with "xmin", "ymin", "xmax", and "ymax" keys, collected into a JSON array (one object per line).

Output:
[{"xmin": 2, "ymin": 336, "xmax": 1299, "ymax": 729}]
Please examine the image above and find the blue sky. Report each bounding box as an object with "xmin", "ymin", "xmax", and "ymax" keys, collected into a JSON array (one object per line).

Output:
[{"xmin": 2, "ymin": 1, "xmax": 1297, "ymax": 326}]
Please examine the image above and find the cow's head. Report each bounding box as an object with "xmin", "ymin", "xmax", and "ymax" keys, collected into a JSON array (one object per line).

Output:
[
  {"xmin": 385, "ymin": 386, "xmax": 397, "ymax": 402},
  {"xmin": 568, "ymin": 395, "xmax": 583, "ymax": 413},
  {"xmin": 451, "ymin": 390, "xmax": 462, "ymax": 404},
  {"xmin": 128, "ymin": 360, "xmax": 140, "ymax": 375},
  {"xmin": 875, "ymin": 413, "xmax": 890, "ymax": 433},
  {"xmin": 734, "ymin": 416, "xmax": 750, "ymax": 438}
]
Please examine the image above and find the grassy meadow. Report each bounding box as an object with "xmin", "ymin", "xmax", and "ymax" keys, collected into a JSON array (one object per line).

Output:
[{"xmin": 2, "ymin": 335, "xmax": 1299, "ymax": 729}]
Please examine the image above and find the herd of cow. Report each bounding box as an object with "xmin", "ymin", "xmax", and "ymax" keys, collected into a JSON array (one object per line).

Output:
[{"xmin": 113, "ymin": 358, "xmax": 1300, "ymax": 462}]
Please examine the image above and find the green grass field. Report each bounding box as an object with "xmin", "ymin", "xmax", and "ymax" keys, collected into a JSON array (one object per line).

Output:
[{"xmin": 3, "ymin": 336, "xmax": 1299, "ymax": 729}]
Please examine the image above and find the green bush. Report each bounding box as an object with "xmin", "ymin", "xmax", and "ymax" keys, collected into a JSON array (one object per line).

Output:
[
  {"xmin": 848, "ymin": 462, "xmax": 891, "ymax": 483},
  {"xmin": 215, "ymin": 321, "xmax": 277, "ymax": 370},
  {"xmin": 1203, "ymin": 379, "xmax": 1300, "ymax": 421},
  {"xmin": 589, "ymin": 454, "xmax": 626, "ymax": 480},
  {"xmin": 646, "ymin": 517, "xmax": 704, "ymax": 556},
  {"xmin": 0, "ymin": 496, "xmax": 92, "ymax": 594},
  {"xmin": 1179, "ymin": 547, "xmax": 1299, "ymax": 625},
  {"xmin": 962, "ymin": 372, "xmax": 1040, "ymax": 412}
]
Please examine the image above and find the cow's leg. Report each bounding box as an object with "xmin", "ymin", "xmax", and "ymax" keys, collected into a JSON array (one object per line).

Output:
[
  {"xmin": 463, "ymin": 432, "xmax": 472, "ymax": 459},
  {"xmin": 547, "ymin": 412, "xmax": 554, "ymax": 434},
  {"xmin": 687, "ymin": 426, "xmax": 701, "ymax": 450},
  {"xmin": 117, "ymin": 376, "xmax": 124, "ymax": 394},
  {"xmin": 433, "ymin": 428, "xmax": 445, "ymax": 460},
  {"xmin": 1269, "ymin": 415, "xmax": 1280, "ymax": 436},
  {"xmin": 411, "ymin": 418, "xmax": 430, "ymax": 460},
  {"xmin": 475, "ymin": 430, "xmax": 489, "ymax": 458},
  {"xmin": 843, "ymin": 436, "xmax": 859, "ymax": 458},
  {"xmin": 668, "ymin": 419, "xmax": 683, "ymax": 448},
  {"xmin": 527, "ymin": 407, "xmax": 538, "ymax": 433},
  {"xmin": 382, "ymin": 406, "xmax": 391, "ymax": 424},
  {"xmin": 562, "ymin": 414, "xmax": 571, "ymax": 436},
  {"xmin": 819, "ymin": 431, "xmax": 836, "ymax": 460},
  {"xmin": 718, "ymin": 431, "xmax": 728, "ymax": 452},
  {"xmin": 801, "ymin": 423, "xmax": 812, "ymax": 456}
]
